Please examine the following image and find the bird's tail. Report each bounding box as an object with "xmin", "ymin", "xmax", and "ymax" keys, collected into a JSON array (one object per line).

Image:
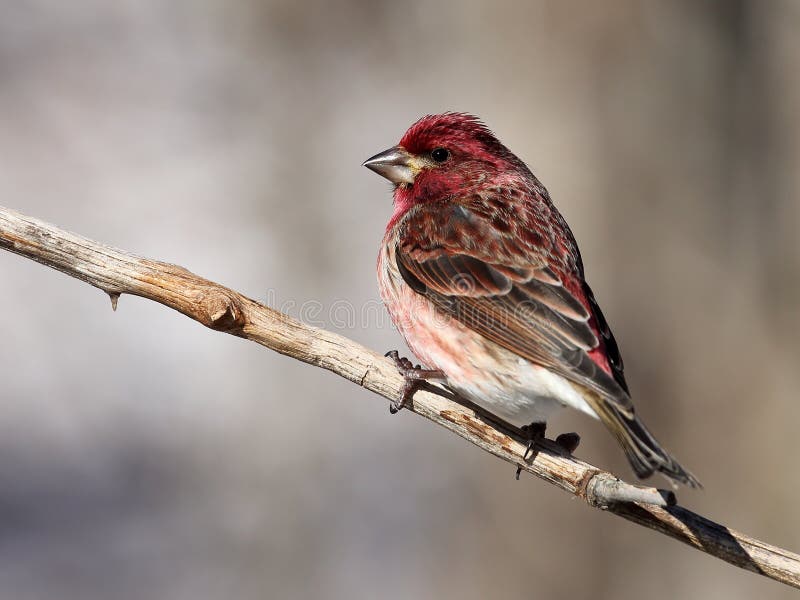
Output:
[{"xmin": 588, "ymin": 393, "xmax": 701, "ymax": 488}]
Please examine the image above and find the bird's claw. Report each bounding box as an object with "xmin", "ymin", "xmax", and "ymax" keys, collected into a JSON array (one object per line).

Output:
[
  {"xmin": 385, "ymin": 350, "xmax": 445, "ymax": 414},
  {"xmin": 385, "ymin": 350, "xmax": 417, "ymax": 372},
  {"xmin": 516, "ymin": 422, "xmax": 547, "ymax": 479},
  {"xmin": 389, "ymin": 387, "xmax": 413, "ymax": 414},
  {"xmin": 389, "ymin": 376, "xmax": 415, "ymax": 414},
  {"xmin": 515, "ymin": 425, "xmax": 581, "ymax": 479}
]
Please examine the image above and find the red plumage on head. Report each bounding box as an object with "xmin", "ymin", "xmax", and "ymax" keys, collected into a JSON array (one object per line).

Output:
[
  {"xmin": 390, "ymin": 113, "xmax": 531, "ymax": 228},
  {"xmin": 399, "ymin": 113, "xmax": 500, "ymax": 157}
]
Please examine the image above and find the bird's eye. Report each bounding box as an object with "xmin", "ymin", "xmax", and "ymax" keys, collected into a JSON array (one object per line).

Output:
[{"xmin": 430, "ymin": 147, "xmax": 450, "ymax": 163}]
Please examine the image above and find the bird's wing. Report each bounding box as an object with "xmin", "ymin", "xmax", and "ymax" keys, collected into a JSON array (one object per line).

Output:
[{"xmin": 395, "ymin": 201, "xmax": 633, "ymax": 416}]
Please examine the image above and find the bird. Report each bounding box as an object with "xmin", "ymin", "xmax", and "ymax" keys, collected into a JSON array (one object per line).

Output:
[{"xmin": 363, "ymin": 112, "xmax": 699, "ymax": 487}]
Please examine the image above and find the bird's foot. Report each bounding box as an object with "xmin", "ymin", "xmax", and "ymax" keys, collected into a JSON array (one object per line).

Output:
[
  {"xmin": 385, "ymin": 350, "xmax": 445, "ymax": 414},
  {"xmin": 516, "ymin": 422, "xmax": 547, "ymax": 480},
  {"xmin": 515, "ymin": 424, "xmax": 581, "ymax": 479}
]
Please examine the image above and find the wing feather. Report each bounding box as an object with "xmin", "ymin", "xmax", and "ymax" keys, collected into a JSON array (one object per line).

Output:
[{"xmin": 395, "ymin": 202, "xmax": 633, "ymax": 414}]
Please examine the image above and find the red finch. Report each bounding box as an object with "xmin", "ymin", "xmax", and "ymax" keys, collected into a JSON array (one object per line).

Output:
[{"xmin": 364, "ymin": 113, "xmax": 699, "ymax": 487}]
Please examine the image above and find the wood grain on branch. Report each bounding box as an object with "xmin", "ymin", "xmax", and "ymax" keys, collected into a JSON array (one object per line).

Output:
[{"xmin": 1, "ymin": 204, "xmax": 798, "ymax": 589}]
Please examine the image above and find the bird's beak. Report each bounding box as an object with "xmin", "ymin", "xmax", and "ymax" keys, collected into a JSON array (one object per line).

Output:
[{"xmin": 362, "ymin": 146, "xmax": 416, "ymax": 184}]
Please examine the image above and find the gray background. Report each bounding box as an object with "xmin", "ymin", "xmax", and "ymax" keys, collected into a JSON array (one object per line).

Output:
[{"xmin": 0, "ymin": 1, "xmax": 798, "ymax": 598}]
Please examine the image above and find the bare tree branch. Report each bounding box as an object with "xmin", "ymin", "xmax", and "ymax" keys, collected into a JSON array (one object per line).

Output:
[{"xmin": 1, "ymin": 204, "xmax": 798, "ymax": 589}]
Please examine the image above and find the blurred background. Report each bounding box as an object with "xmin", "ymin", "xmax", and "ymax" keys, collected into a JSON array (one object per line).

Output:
[{"xmin": 0, "ymin": 1, "xmax": 798, "ymax": 598}]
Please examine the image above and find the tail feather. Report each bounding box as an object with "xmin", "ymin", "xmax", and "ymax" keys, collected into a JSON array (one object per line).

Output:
[{"xmin": 588, "ymin": 394, "xmax": 701, "ymax": 488}]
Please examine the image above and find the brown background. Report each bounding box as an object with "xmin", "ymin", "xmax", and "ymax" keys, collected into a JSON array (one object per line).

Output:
[{"xmin": 0, "ymin": 1, "xmax": 798, "ymax": 598}]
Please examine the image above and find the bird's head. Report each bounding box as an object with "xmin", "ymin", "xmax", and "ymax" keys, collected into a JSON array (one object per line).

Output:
[{"xmin": 363, "ymin": 113, "xmax": 527, "ymax": 221}]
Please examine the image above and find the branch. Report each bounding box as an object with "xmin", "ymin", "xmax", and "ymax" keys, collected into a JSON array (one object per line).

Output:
[{"xmin": 1, "ymin": 205, "xmax": 798, "ymax": 589}]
